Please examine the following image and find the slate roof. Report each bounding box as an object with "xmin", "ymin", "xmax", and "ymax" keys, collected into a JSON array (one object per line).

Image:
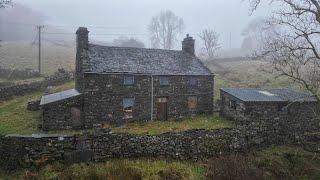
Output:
[
  {"xmin": 221, "ymin": 88, "xmax": 317, "ymax": 102},
  {"xmin": 86, "ymin": 44, "xmax": 212, "ymax": 75},
  {"xmin": 40, "ymin": 89, "xmax": 81, "ymax": 105}
]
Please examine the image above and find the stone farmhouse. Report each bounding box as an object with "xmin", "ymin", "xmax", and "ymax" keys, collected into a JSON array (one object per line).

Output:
[{"xmin": 40, "ymin": 27, "xmax": 214, "ymax": 130}]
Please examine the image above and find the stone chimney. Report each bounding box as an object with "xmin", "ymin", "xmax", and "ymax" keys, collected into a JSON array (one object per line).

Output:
[
  {"xmin": 76, "ymin": 27, "xmax": 89, "ymax": 53},
  {"xmin": 75, "ymin": 27, "xmax": 89, "ymax": 92},
  {"xmin": 182, "ymin": 34, "xmax": 195, "ymax": 55}
]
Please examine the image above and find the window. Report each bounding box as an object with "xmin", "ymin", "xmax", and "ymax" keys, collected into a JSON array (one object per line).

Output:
[
  {"xmin": 159, "ymin": 76, "xmax": 169, "ymax": 86},
  {"xmin": 188, "ymin": 77, "xmax": 197, "ymax": 86},
  {"xmin": 188, "ymin": 96, "xmax": 198, "ymax": 110},
  {"xmin": 71, "ymin": 107, "xmax": 81, "ymax": 122},
  {"xmin": 230, "ymin": 100, "xmax": 237, "ymax": 110},
  {"xmin": 123, "ymin": 98, "xmax": 134, "ymax": 119},
  {"xmin": 124, "ymin": 75, "xmax": 134, "ymax": 85}
]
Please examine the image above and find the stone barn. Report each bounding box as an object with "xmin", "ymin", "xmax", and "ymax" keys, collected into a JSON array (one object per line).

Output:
[
  {"xmin": 40, "ymin": 27, "xmax": 214, "ymax": 130},
  {"xmin": 220, "ymin": 88, "xmax": 319, "ymax": 133}
]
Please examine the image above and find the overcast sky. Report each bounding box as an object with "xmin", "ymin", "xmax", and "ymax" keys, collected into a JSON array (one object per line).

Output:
[{"xmin": 16, "ymin": 0, "xmax": 273, "ymax": 49}]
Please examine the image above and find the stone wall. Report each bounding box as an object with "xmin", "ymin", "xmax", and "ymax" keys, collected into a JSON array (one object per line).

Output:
[
  {"xmin": 82, "ymin": 73, "xmax": 214, "ymax": 127},
  {"xmin": 0, "ymin": 124, "xmax": 317, "ymax": 170},
  {"xmin": 42, "ymin": 95, "xmax": 83, "ymax": 131},
  {"xmin": 0, "ymin": 69, "xmax": 74, "ymax": 102},
  {"xmin": 0, "ymin": 126, "xmax": 273, "ymax": 170},
  {"xmin": 0, "ymin": 67, "xmax": 40, "ymax": 80}
]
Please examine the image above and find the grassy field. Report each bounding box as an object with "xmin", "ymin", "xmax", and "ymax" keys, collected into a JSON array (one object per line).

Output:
[
  {"xmin": 1, "ymin": 146, "xmax": 319, "ymax": 179},
  {"xmin": 204, "ymin": 60, "xmax": 303, "ymax": 99},
  {"xmin": 0, "ymin": 81, "xmax": 75, "ymax": 135},
  {"xmin": 0, "ymin": 42, "xmax": 75, "ymax": 75},
  {"xmin": 111, "ymin": 114, "xmax": 232, "ymax": 135}
]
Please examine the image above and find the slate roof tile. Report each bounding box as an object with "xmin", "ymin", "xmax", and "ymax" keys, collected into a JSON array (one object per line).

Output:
[{"xmin": 86, "ymin": 44, "xmax": 212, "ymax": 75}]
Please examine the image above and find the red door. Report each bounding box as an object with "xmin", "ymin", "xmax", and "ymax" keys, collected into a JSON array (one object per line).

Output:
[{"xmin": 157, "ymin": 98, "xmax": 168, "ymax": 120}]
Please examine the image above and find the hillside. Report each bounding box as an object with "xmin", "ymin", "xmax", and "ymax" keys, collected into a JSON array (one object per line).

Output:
[{"xmin": 0, "ymin": 42, "xmax": 75, "ymax": 75}]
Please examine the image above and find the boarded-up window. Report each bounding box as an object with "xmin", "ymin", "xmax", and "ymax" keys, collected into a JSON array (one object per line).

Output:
[
  {"xmin": 159, "ymin": 76, "xmax": 169, "ymax": 86},
  {"xmin": 71, "ymin": 107, "xmax": 82, "ymax": 128},
  {"xmin": 188, "ymin": 96, "xmax": 198, "ymax": 109},
  {"xmin": 123, "ymin": 98, "xmax": 134, "ymax": 119},
  {"xmin": 124, "ymin": 75, "xmax": 134, "ymax": 85}
]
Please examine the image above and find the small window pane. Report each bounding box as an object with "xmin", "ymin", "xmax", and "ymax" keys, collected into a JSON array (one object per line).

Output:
[
  {"xmin": 159, "ymin": 76, "xmax": 169, "ymax": 86},
  {"xmin": 124, "ymin": 75, "xmax": 134, "ymax": 85},
  {"xmin": 123, "ymin": 98, "xmax": 134, "ymax": 109},
  {"xmin": 188, "ymin": 77, "xmax": 197, "ymax": 86}
]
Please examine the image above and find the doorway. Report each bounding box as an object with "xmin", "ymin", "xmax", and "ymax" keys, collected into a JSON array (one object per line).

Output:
[{"xmin": 157, "ymin": 97, "xmax": 168, "ymax": 120}]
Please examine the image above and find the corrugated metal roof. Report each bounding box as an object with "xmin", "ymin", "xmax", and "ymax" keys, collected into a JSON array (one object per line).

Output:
[
  {"xmin": 40, "ymin": 89, "xmax": 81, "ymax": 105},
  {"xmin": 86, "ymin": 44, "xmax": 212, "ymax": 75},
  {"xmin": 221, "ymin": 88, "xmax": 317, "ymax": 102}
]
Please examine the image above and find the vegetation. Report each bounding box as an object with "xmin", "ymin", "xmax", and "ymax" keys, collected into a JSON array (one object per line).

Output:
[
  {"xmin": 1, "ymin": 146, "xmax": 318, "ymax": 179},
  {"xmin": 0, "ymin": 81, "xmax": 74, "ymax": 135},
  {"xmin": 0, "ymin": 42, "xmax": 74, "ymax": 75},
  {"xmin": 110, "ymin": 114, "xmax": 232, "ymax": 135},
  {"xmin": 206, "ymin": 146, "xmax": 320, "ymax": 180}
]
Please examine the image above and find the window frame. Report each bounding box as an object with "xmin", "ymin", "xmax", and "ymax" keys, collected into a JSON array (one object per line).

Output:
[
  {"xmin": 123, "ymin": 98, "xmax": 135, "ymax": 119},
  {"xmin": 159, "ymin": 76, "xmax": 170, "ymax": 86},
  {"xmin": 123, "ymin": 75, "xmax": 134, "ymax": 86},
  {"xmin": 230, "ymin": 100, "xmax": 237, "ymax": 110},
  {"xmin": 188, "ymin": 96, "xmax": 198, "ymax": 110}
]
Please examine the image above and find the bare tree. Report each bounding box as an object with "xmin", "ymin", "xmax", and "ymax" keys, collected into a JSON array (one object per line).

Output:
[
  {"xmin": 0, "ymin": 0, "xmax": 12, "ymax": 8},
  {"xmin": 248, "ymin": 0, "xmax": 320, "ymax": 102},
  {"xmin": 198, "ymin": 29, "xmax": 221, "ymax": 58},
  {"xmin": 148, "ymin": 10, "xmax": 185, "ymax": 49}
]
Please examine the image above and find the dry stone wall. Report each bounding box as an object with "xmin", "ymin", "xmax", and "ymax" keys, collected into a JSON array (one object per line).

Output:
[
  {"xmin": 0, "ymin": 127, "xmax": 261, "ymax": 170},
  {"xmin": 1, "ymin": 124, "xmax": 316, "ymax": 170},
  {"xmin": 0, "ymin": 67, "xmax": 40, "ymax": 80},
  {"xmin": 0, "ymin": 69, "xmax": 74, "ymax": 101}
]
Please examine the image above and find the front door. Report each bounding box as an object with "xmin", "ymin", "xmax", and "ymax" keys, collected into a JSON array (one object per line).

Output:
[{"xmin": 157, "ymin": 97, "xmax": 168, "ymax": 120}]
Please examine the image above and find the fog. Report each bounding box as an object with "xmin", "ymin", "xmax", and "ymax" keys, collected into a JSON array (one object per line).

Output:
[{"xmin": 10, "ymin": 0, "xmax": 273, "ymax": 50}]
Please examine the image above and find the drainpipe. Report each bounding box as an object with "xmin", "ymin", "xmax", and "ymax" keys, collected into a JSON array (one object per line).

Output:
[{"xmin": 151, "ymin": 75, "xmax": 154, "ymax": 121}]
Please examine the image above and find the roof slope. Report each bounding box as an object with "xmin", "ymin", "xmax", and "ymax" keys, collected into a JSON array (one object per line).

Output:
[
  {"xmin": 40, "ymin": 89, "xmax": 81, "ymax": 105},
  {"xmin": 221, "ymin": 88, "xmax": 317, "ymax": 102},
  {"xmin": 86, "ymin": 44, "xmax": 212, "ymax": 75}
]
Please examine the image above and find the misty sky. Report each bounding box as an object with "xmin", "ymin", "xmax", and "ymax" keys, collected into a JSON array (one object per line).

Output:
[{"xmin": 16, "ymin": 0, "xmax": 273, "ymax": 49}]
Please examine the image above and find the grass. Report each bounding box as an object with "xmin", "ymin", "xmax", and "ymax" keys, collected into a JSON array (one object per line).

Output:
[
  {"xmin": 204, "ymin": 60, "xmax": 303, "ymax": 100},
  {"xmin": 0, "ymin": 81, "xmax": 75, "ymax": 135},
  {"xmin": 1, "ymin": 146, "xmax": 319, "ymax": 179},
  {"xmin": 110, "ymin": 114, "xmax": 233, "ymax": 135},
  {"xmin": 1, "ymin": 159, "xmax": 206, "ymax": 180},
  {"xmin": 0, "ymin": 42, "xmax": 75, "ymax": 75}
]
